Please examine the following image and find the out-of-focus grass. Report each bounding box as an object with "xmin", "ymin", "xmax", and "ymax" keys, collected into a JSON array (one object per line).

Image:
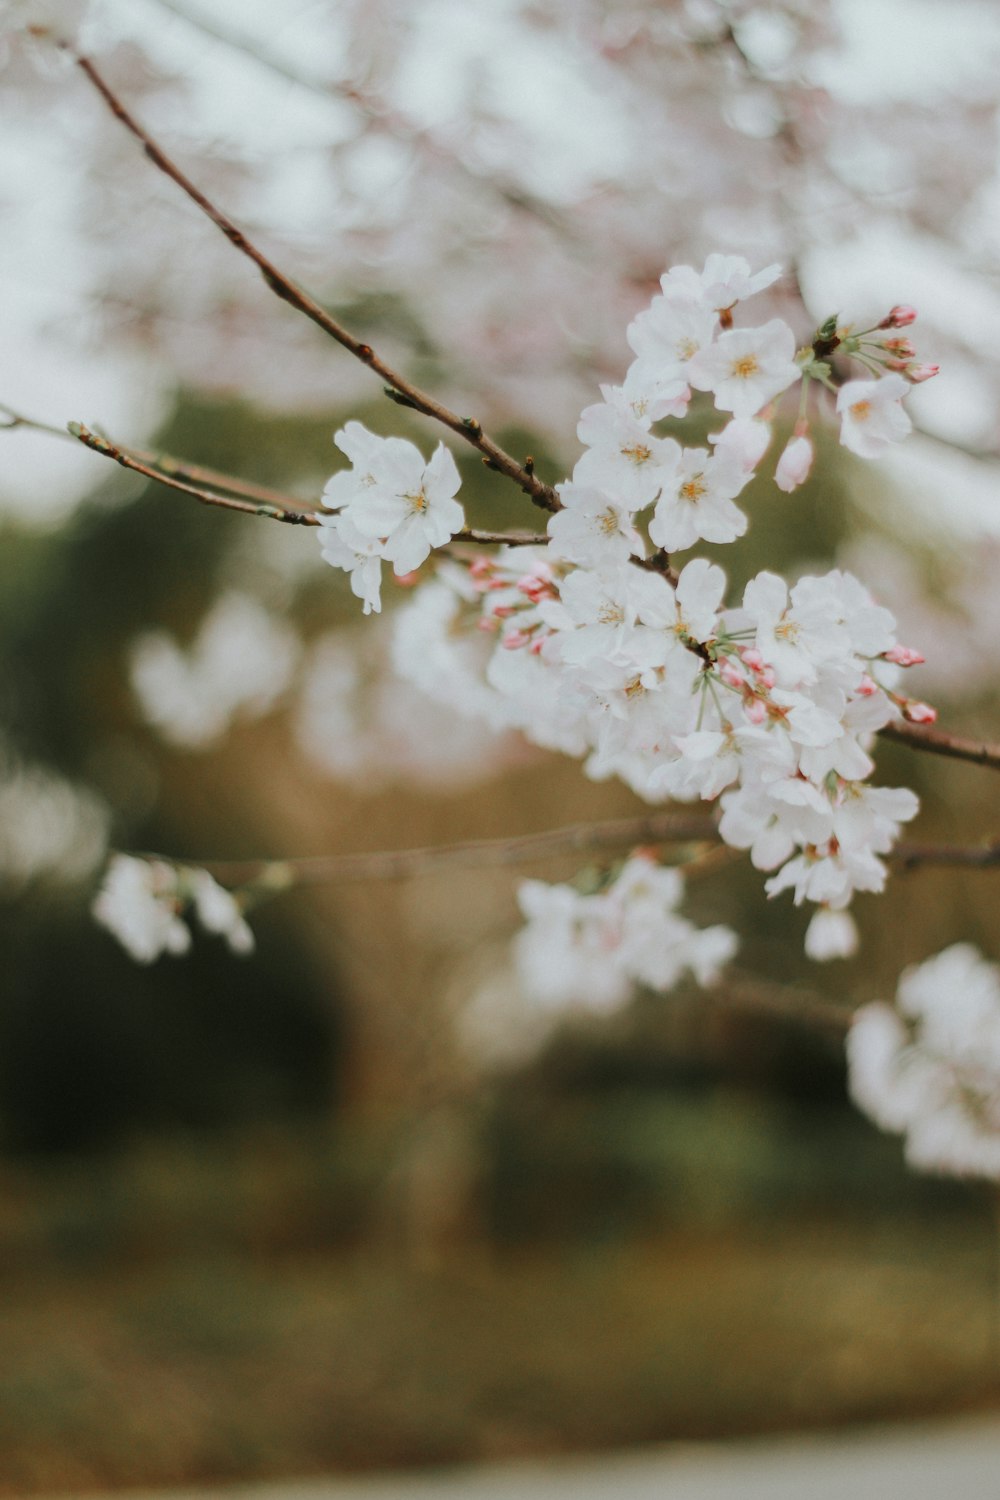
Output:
[{"xmin": 0, "ymin": 1116, "xmax": 997, "ymax": 1495}]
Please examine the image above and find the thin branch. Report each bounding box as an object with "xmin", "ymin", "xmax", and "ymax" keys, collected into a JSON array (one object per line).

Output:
[
  {"xmin": 894, "ymin": 839, "xmax": 1000, "ymax": 872},
  {"xmin": 454, "ymin": 529, "xmax": 547, "ymax": 548},
  {"xmin": 0, "ymin": 401, "xmax": 72, "ymax": 441},
  {"xmin": 34, "ymin": 412, "xmax": 1000, "ymax": 766},
  {"xmin": 67, "ymin": 48, "xmax": 561, "ymax": 515},
  {"xmin": 125, "ymin": 444, "xmax": 315, "ymax": 511},
  {"xmin": 878, "ymin": 718, "xmax": 1000, "ymax": 773},
  {"xmin": 144, "ymin": 812, "xmax": 1000, "ymax": 893},
  {"xmin": 69, "ymin": 423, "xmax": 321, "ymax": 525},
  {"xmin": 180, "ymin": 812, "xmax": 724, "ymax": 890},
  {"xmin": 718, "ymin": 969, "xmax": 851, "ymax": 1034},
  {"xmin": 7, "ymin": 403, "xmax": 549, "ymax": 545}
]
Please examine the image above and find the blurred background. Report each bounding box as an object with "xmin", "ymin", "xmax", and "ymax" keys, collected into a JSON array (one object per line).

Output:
[{"xmin": 3, "ymin": 0, "xmax": 1000, "ymax": 1491}]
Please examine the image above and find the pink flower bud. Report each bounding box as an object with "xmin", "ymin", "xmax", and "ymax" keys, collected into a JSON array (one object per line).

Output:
[
  {"xmin": 393, "ymin": 571, "xmax": 420, "ymax": 588},
  {"xmin": 857, "ymin": 673, "xmax": 879, "ymax": 697},
  {"xmin": 744, "ymin": 697, "xmax": 768, "ymax": 724},
  {"xmin": 492, "ymin": 604, "xmax": 515, "ymax": 619},
  {"xmin": 529, "ymin": 636, "xmax": 546, "ymax": 655},
  {"xmin": 884, "ymin": 644, "xmax": 925, "ymax": 666},
  {"xmin": 719, "ymin": 661, "xmax": 744, "ymax": 689},
  {"xmin": 518, "ymin": 572, "xmax": 555, "ymax": 602},
  {"xmin": 774, "ymin": 434, "xmax": 814, "ymax": 493},
  {"xmin": 502, "ymin": 629, "xmax": 532, "ymax": 650},
  {"xmin": 741, "ymin": 647, "xmax": 766, "ymax": 671},
  {"xmin": 469, "ymin": 558, "xmax": 493, "ymax": 579},
  {"xmin": 882, "ymin": 337, "xmax": 916, "ymax": 359},
  {"xmin": 880, "ymin": 305, "xmax": 917, "ymax": 328},
  {"xmin": 758, "ymin": 666, "xmax": 776, "ymax": 690},
  {"xmin": 476, "ymin": 616, "xmax": 500, "ymax": 633},
  {"xmin": 903, "ymin": 699, "xmax": 937, "ymax": 724},
  {"xmin": 906, "ymin": 363, "xmax": 939, "ymax": 383}
]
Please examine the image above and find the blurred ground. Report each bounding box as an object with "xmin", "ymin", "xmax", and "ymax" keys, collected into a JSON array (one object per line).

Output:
[
  {"xmin": 36, "ymin": 1416, "xmax": 1000, "ymax": 1499},
  {"xmin": 2, "ymin": 1119, "xmax": 999, "ymax": 1494}
]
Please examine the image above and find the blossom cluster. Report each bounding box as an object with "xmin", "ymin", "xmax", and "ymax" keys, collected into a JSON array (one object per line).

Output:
[
  {"xmin": 514, "ymin": 853, "xmax": 738, "ymax": 1015},
  {"xmin": 92, "ymin": 853, "xmax": 254, "ymax": 964},
  {"xmin": 323, "ymin": 258, "xmax": 934, "ymax": 951},
  {"xmin": 848, "ymin": 945, "xmax": 1000, "ymax": 1181}
]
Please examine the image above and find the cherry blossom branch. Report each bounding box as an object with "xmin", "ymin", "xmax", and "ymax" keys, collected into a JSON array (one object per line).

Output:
[
  {"xmin": 70, "ymin": 423, "xmax": 322, "ymax": 525},
  {"xmin": 63, "ymin": 420, "xmax": 547, "ymax": 547},
  {"xmin": 67, "ymin": 49, "xmax": 561, "ymax": 515},
  {"xmin": 122, "ymin": 444, "xmax": 313, "ymax": 511},
  {"xmin": 878, "ymin": 718, "xmax": 1000, "ymax": 772}
]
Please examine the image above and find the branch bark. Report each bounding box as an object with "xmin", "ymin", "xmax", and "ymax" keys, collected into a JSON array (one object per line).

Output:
[{"xmin": 878, "ymin": 718, "xmax": 1000, "ymax": 773}]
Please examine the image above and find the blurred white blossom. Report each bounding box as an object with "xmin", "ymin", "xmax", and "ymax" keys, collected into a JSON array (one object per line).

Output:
[
  {"xmin": 130, "ymin": 592, "xmax": 300, "ymax": 750},
  {"xmin": 848, "ymin": 944, "xmax": 1000, "ymax": 1180}
]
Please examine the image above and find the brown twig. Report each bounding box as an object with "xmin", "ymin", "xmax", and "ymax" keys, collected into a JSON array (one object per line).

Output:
[
  {"xmin": 67, "ymin": 49, "xmax": 560, "ymax": 515},
  {"xmin": 69, "ymin": 423, "xmax": 321, "ymax": 525},
  {"xmin": 125, "ymin": 444, "xmax": 314, "ymax": 511},
  {"xmin": 76, "ymin": 423, "xmax": 548, "ymax": 546},
  {"xmin": 878, "ymin": 718, "xmax": 1000, "ymax": 773},
  {"xmin": 894, "ymin": 839, "xmax": 1000, "ymax": 871}
]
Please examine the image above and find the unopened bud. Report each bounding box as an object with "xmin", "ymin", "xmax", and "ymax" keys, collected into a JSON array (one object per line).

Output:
[
  {"xmin": 906, "ymin": 362, "xmax": 939, "ymax": 383},
  {"xmin": 502, "ymin": 629, "xmax": 533, "ymax": 650},
  {"xmin": 880, "ymin": 304, "xmax": 917, "ymax": 329},
  {"xmin": 903, "ymin": 699, "xmax": 937, "ymax": 724},
  {"xmin": 774, "ymin": 434, "xmax": 814, "ymax": 493},
  {"xmin": 884, "ymin": 644, "xmax": 925, "ymax": 667}
]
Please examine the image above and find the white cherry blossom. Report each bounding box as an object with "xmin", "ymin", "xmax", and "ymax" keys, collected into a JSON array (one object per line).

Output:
[
  {"xmin": 848, "ymin": 946, "xmax": 1000, "ymax": 1181},
  {"xmin": 661, "ymin": 256, "xmax": 782, "ymax": 316},
  {"xmin": 324, "ymin": 422, "xmax": 464, "ymax": 574},
  {"xmin": 92, "ymin": 855, "xmax": 191, "ymax": 964},
  {"xmin": 648, "ymin": 445, "xmax": 750, "ymax": 552},
  {"xmin": 836, "ymin": 374, "xmax": 912, "ymax": 459},
  {"xmin": 547, "ymin": 483, "xmax": 645, "ymax": 567},
  {"xmin": 687, "ymin": 319, "xmax": 801, "ymax": 418},
  {"xmin": 317, "ymin": 511, "xmax": 386, "ymax": 614},
  {"xmin": 574, "ymin": 396, "xmax": 682, "ymax": 510}
]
